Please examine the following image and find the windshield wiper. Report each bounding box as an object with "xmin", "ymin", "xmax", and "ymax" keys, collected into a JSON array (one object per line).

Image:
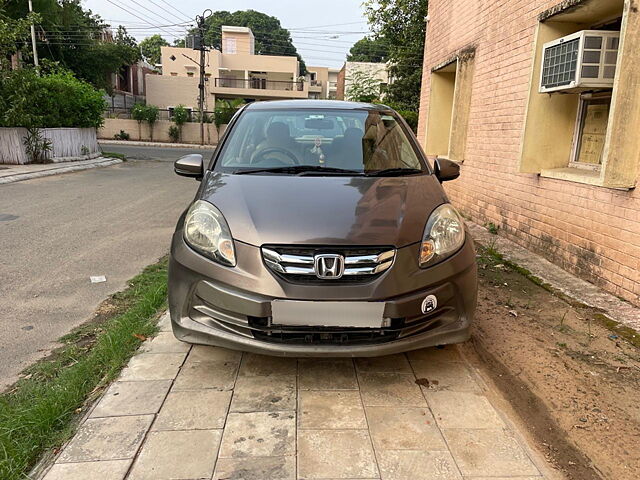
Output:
[
  {"xmin": 233, "ymin": 165, "xmax": 362, "ymax": 176},
  {"xmin": 365, "ymin": 168, "xmax": 424, "ymax": 177}
]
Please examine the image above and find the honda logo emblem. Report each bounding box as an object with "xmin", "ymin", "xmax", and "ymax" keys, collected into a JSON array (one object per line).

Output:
[{"xmin": 314, "ymin": 254, "xmax": 345, "ymax": 279}]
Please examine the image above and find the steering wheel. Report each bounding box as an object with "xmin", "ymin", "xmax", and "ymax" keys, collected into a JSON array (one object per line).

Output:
[{"xmin": 250, "ymin": 147, "xmax": 299, "ymax": 165}]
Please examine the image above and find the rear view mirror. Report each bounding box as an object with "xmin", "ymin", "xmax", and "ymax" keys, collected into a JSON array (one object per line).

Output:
[
  {"xmin": 434, "ymin": 158, "xmax": 460, "ymax": 182},
  {"xmin": 174, "ymin": 154, "xmax": 203, "ymax": 180},
  {"xmin": 305, "ymin": 118, "xmax": 334, "ymax": 130}
]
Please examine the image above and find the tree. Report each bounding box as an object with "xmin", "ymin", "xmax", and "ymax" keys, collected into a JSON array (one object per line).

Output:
[
  {"xmin": 347, "ymin": 37, "xmax": 389, "ymax": 63},
  {"xmin": 199, "ymin": 10, "xmax": 307, "ymax": 74},
  {"xmin": 364, "ymin": 0, "xmax": 428, "ymax": 111},
  {"xmin": 3, "ymin": 0, "xmax": 140, "ymax": 92},
  {"xmin": 145, "ymin": 105, "xmax": 159, "ymax": 141},
  {"xmin": 0, "ymin": 1, "xmax": 39, "ymax": 70},
  {"xmin": 131, "ymin": 103, "xmax": 147, "ymax": 139},
  {"xmin": 140, "ymin": 34, "xmax": 169, "ymax": 66},
  {"xmin": 346, "ymin": 70, "xmax": 382, "ymax": 103}
]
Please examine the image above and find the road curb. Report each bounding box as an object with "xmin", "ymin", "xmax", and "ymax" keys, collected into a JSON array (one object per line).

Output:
[
  {"xmin": 0, "ymin": 158, "xmax": 123, "ymax": 185},
  {"xmin": 99, "ymin": 140, "xmax": 216, "ymax": 149}
]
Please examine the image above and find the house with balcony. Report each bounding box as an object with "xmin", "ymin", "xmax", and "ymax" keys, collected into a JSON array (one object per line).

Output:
[
  {"xmin": 305, "ymin": 66, "xmax": 341, "ymax": 99},
  {"xmin": 146, "ymin": 25, "xmax": 313, "ymax": 111}
]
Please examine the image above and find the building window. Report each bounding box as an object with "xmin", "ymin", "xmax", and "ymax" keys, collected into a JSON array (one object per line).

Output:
[
  {"xmin": 424, "ymin": 50, "xmax": 475, "ymax": 162},
  {"xmin": 170, "ymin": 72, "xmax": 178, "ymax": 76},
  {"xmin": 187, "ymin": 72, "xmax": 194, "ymax": 77},
  {"xmin": 570, "ymin": 94, "xmax": 611, "ymax": 168},
  {"xmin": 518, "ymin": 0, "xmax": 636, "ymax": 188},
  {"xmin": 225, "ymin": 38, "xmax": 237, "ymax": 54}
]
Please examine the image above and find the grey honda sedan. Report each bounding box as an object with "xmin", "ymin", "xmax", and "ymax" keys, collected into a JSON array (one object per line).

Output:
[{"xmin": 168, "ymin": 100, "xmax": 477, "ymax": 356}]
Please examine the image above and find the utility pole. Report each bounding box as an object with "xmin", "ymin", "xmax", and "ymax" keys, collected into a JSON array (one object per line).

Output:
[
  {"xmin": 28, "ymin": 0, "xmax": 39, "ymax": 72},
  {"xmin": 195, "ymin": 10, "xmax": 212, "ymax": 145}
]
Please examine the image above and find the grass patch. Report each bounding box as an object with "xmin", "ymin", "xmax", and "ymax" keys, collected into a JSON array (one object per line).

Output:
[
  {"xmin": 101, "ymin": 151, "xmax": 127, "ymax": 161},
  {"xmin": 593, "ymin": 313, "xmax": 640, "ymax": 349},
  {"xmin": 0, "ymin": 257, "xmax": 169, "ymax": 480},
  {"xmin": 476, "ymin": 243, "xmax": 552, "ymax": 291}
]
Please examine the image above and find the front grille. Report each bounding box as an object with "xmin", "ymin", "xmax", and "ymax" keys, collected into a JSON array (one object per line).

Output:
[{"xmin": 261, "ymin": 245, "xmax": 396, "ymax": 284}]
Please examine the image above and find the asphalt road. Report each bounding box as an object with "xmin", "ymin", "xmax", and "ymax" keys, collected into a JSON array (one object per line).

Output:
[
  {"xmin": 0, "ymin": 146, "xmax": 208, "ymax": 389},
  {"xmin": 100, "ymin": 143, "xmax": 216, "ymax": 161}
]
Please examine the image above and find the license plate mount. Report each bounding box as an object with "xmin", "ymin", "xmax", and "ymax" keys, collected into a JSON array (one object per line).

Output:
[{"xmin": 271, "ymin": 300, "xmax": 384, "ymax": 328}]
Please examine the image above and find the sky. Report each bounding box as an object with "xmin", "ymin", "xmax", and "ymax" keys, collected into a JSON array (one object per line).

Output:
[{"xmin": 83, "ymin": 0, "xmax": 371, "ymax": 68}]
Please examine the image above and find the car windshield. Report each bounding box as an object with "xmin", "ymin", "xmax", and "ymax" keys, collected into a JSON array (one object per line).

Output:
[{"xmin": 214, "ymin": 108, "xmax": 424, "ymax": 175}]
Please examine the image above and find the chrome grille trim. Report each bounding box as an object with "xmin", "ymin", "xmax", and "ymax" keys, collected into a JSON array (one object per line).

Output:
[{"xmin": 261, "ymin": 246, "xmax": 396, "ymax": 279}]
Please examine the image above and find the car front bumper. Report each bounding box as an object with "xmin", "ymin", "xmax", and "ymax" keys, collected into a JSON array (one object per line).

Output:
[{"xmin": 168, "ymin": 231, "xmax": 477, "ymax": 357}]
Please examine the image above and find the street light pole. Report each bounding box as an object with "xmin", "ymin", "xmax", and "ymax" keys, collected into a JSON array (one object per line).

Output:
[
  {"xmin": 195, "ymin": 10, "xmax": 212, "ymax": 146},
  {"xmin": 28, "ymin": 0, "xmax": 39, "ymax": 71}
]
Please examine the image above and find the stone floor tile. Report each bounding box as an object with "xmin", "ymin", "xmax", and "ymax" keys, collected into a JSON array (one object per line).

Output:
[
  {"xmin": 377, "ymin": 450, "xmax": 462, "ymax": 480},
  {"xmin": 407, "ymin": 346, "xmax": 462, "ymax": 365},
  {"xmin": 139, "ymin": 332, "xmax": 191, "ymax": 354},
  {"xmin": 366, "ymin": 406, "xmax": 446, "ymax": 451},
  {"xmin": 239, "ymin": 353, "xmax": 297, "ymax": 376},
  {"xmin": 443, "ymin": 429, "xmax": 540, "ymax": 477},
  {"xmin": 464, "ymin": 478, "xmax": 542, "ymax": 480},
  {"xmin": 43, "ymin": 460, "xmax": 131, "ymax": 480},
  {"xmin": 128, "ymin": 429, "xmax": 222, "ymax": 480},
  {"xmin": 172, "ymin": 360, "xmax": 238, "ymax": 391},
  {"xmin": 358, "ymin": 373, "xmax": 426, "ymax": 407},
  {"xmin": 297, "ymin": 429, "xmax": 378, "ymax": 479},
  {"xmin": 118, "ymin": 353, "xmax": 185, "ymax": 381},
  {"xmin": 426, "ymin": 391, "xmax": 504, "ymax": 429},
  {"xmin": 187, "ymin": 344, "xmax": 243, "ymax": 364},
  {"xmin": 58, "ymin": 415, "xmax": 153, "ymax": 462},
  {"xmin": 355, "ymin": 354, "xmax": 412, "ymax": 373},
  {"xmin": 231, "ymin": 375, "xmax": 296, "ymax": 412},
  {"xmin": 153, "ymin": 389, "xmax": 232, "ymax": 430},
  {"xmin": 90, "ymin": 380, "xmax": 171, "ymax": 418},
  {"xmin": 412, "ymin": 360, "xmax": 481, "ymax": 392},
  {"xmin": 213, "ymin": 455, "xmax": 296, "ymax": 480},
  {"xmin": 298, "ymin": 359, "xmax": 358, "ymax": 390},
  {"xmin": 219, "ymin": 411, "xmax": 296, "ymax": 458},
  {"xmin": 299, "ymin": 390, "xmax": 367, "ymax": 429},
  {"xmin": 156, "ymin": 313, "xmax": 172, "ymax": 332}
]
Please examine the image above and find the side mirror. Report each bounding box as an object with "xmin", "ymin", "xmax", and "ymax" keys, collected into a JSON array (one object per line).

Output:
[
  {"xmin": 434, "ymin": 158, "xmax": 460, "ymax": 182},
  {"xmin": 174, "ymin": 154, "xmax": 203, "ymax": 180}
]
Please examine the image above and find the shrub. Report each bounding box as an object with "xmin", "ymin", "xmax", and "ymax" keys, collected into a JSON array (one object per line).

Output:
[
  {"xmin": 0, "ymin": 69, "xmax": 105, "ymax": 128},
  {"xmin": 213, "ymin": 99, "xmax": 244, "ymax": 127},
  {"xmin": 114, "ymin": 130, "xmax": 130, "ymax": 140},
  {"xmin": 23, "ymin": 128, "xmax": 53, "ymax": 164},
  {"xmin": 168, "ymin": 125, "xmax": 180, "ymax": 143},
  {"xmin": 394, "ymin": 109, "xmax": 418, "ymax": 132},
  {"xmin": 171, "ymin": 105, "xmax": 189, "ymax": 141}
]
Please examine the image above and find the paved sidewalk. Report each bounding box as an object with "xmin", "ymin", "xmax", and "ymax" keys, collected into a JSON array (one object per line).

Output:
[
  {"xmin": 0, "ymin": 157, "xmax": 122, "ymax": 185},
  {"xmin": 99, "ymin": 139, "xmax": 217, "ymax": 149},
  {"xmin": 41, "ymin": 313, "xmax": 552, "ymax": 480}
]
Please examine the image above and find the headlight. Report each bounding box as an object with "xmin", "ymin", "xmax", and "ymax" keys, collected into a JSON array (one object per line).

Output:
[
  {"xmin": 184, "ymin": 200, "xmax": 236, "ymax": 266},
  {"xmin": 419, "ymin": 203, "xmax": 465, "ymax": 267}
]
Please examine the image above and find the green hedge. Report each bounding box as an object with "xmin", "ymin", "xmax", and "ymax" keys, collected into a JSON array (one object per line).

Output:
[{"xmin": 0, "ymin": 69, "xmax": 106, "ymax": 129}]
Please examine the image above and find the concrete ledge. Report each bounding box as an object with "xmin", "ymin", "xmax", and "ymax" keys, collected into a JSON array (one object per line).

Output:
[
  {"xmin": 469, "ymin": 222, "xmax": 640, "ymax": 332},
  {"xmin": 99, "ymin": 140, "xmax": 217, "ymax": 149},
  {"xmin": 0, "ymin": 157, "xmax": 122, "ymax": 185}
]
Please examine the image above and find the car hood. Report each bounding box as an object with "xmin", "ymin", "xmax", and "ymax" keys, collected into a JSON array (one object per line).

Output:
[{"xmin": 197, "ymin": 172, "xmax": 448, "ymax": 248}]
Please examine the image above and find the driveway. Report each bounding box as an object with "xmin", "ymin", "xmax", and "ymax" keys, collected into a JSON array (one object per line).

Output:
[
  {"xmin": 0, "ymin": 152, "xmax": 200, "ymax": 389},
  {"xmin": 42, "ymin": 313, "xmax": 553, "ymax": 480}
]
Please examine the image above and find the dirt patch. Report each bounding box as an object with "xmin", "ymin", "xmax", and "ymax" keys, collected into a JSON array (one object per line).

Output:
[{"xmin": 463, "ymin": 245, "xmax": 640, "ymax": 480}]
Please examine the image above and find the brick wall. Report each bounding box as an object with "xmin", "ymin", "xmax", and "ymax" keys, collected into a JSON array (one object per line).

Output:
[{"xmin": 418, "ymin": 0, "xmax": 640, "ymax": 305}]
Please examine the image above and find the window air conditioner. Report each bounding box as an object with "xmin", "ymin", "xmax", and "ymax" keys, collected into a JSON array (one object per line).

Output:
[{"xmin": 539, "ymin": 30, "xmax": 619, "ymax": 93}]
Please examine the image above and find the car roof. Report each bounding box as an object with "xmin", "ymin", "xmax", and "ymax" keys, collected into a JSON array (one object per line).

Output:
[{"xmin": 243, "ymin": 100, "xmax": 394, "ymax": 111}]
